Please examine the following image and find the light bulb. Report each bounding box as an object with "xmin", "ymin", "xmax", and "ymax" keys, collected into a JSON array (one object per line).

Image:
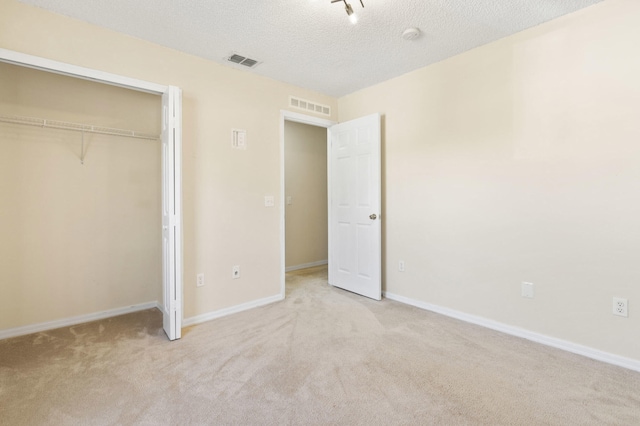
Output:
[{"xmin": 345, "ymin": 2, "xmax": 358, "ymax": 24}]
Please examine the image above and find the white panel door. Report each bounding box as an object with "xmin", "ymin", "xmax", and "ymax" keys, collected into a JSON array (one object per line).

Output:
[
  {"xmin": 161, "ymin": 86, "xmax": 183, "ymax": 340},
  {"xmin": 328, "ymin": 113, "xmax": 381, "ymax": 300}
]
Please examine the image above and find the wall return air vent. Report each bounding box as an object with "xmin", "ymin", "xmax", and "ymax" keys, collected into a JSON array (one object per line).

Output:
[
  {"xmin": 289, "ymin": 96, "xmax": 331, "ymax": 116},
  {"xmin": 227, "ymin": 53, "xmax": 260, "ymax": 68}
]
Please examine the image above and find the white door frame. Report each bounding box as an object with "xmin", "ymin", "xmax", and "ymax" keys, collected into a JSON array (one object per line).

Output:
[
  {"xmin": 279, "ymin": 110, "xmax": 336, "ymax": 298},
  {"xmin": 0, "ymin": 48, "xmax": 183, "ymax": 339}
]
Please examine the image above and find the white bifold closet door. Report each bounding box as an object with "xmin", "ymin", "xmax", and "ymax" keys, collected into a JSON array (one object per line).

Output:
[
  {"xmin": 161, "ymin": 86, "xmax": 183, "ymax": 341},
  {"xmin": 328, "ymin": 113, "xmax": 382, "ymax": 300}
]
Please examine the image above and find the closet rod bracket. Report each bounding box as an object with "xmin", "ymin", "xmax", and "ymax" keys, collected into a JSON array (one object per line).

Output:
[{"xmin": 80, "ymin": 130, "xmax": 85, "ymax": 165}]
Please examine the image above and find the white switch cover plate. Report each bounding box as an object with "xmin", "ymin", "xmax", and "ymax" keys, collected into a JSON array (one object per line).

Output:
[
  {"xmin": 398, "ymin": 261, "xmax": 405, "ymax": 272},
  {"xmin": 264, "ymin": 196, "xmax": 275, "ymax": 207},
  {"xmin": 232, "ymin": 265, "xmax": 241, "ymax": 279},
  {"xmin": 196, "ymin": 273, "xmax": 205, "ymax": 287},
  {"xmin": 521, "ymin": 282, "xmax": 534, "ymax": 298},
  {"xmin": 286, "ymin": 196, "xmax": 293, "ymax": 205},
  {"xmin": 232, "ymin": 129, "xmax": 247, "ymax": 150}
]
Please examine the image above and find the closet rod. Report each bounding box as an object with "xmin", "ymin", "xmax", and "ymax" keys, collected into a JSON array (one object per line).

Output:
[{"xmin": 0, "ymin": 114, "xmax": 159, "ymax": 141}]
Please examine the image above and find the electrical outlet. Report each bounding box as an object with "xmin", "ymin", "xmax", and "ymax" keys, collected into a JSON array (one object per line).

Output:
[
  {"xmin": 232, "ymin": 265, "xmax": 241, "ymax": 279},
  {"xmin": 399, "ymin": 261, "xmax": 405, "ymax": 272},
  {"xmin": 613, "ymin": 297, "xmax": 628, "ymax": 317},
  {"xmin": 196, "ymin": 273, "xmax": 205, "ymax": 287},
  {"xmin": 521, "ymin": 282, "xmax": 534, "ymax": 299}
]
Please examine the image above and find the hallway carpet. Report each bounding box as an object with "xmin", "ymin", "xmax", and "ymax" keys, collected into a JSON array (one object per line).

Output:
[{"xmin": 1, "ymin": 266, "xmax": 639, "ymax": 425}]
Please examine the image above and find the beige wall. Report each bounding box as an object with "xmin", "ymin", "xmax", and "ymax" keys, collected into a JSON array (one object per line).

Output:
[
  {"xmin": 284, "ymin": 121, "xmax": 328, "ymax": 268},
  {"xmin": 0, "ymin": 62, "xmax": 161, "ymax": 329},
  {"xmin": 339, "ymin": 0, "xmax": 640, "ymax": 361},
  {"xmin": 0, "ymin": 0, "xmax": 337, "ymax": 327}
]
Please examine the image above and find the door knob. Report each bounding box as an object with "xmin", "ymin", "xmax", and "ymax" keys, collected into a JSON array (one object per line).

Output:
[{"xmin": 369, "ymin": 214, "xmax": 377, "ymax": 220}]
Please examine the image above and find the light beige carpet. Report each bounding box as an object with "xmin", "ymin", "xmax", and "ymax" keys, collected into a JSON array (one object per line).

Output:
[{"xmin": 1, "ymin": 266, "xmax": 639, "ymax": 425}]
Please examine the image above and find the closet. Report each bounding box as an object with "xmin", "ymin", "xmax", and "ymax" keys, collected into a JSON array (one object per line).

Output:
[{"xmin": 0, "ymin": 61, "xmax": 163, "ymax": 334}]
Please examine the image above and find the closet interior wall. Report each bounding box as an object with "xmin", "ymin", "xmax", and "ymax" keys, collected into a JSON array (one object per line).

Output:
[{"xmin": 0, "ymin": 62, "xmax": 162, "ymax": 330}]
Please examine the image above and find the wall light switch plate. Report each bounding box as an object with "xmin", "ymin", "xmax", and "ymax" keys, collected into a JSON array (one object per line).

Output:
[
  {"xmin": 264, "ymin": 196, "xmax": 275, "ymax": 207},
  {"xmin": 286, "ymin": 196, "xmax": 293, "ymax": 205},
  {"xmin": 196, "ymin": 273, "xmax": 205, "ymax": 287},
  {"xmin": 521, "ymin": 282, "xmax": 534, "ymax": 298},
  {"xmin": 232, "ymin": 129, "xmax": 247, "ymax": 150}
]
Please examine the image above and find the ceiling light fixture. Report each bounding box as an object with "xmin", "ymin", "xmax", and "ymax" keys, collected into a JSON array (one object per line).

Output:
[{"xmin": 332, "ymin": 0, "xmax": 364, "ymax": 24}]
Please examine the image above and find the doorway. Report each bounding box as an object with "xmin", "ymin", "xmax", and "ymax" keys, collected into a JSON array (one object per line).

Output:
[
  {"xmin": 284, "ymin": 121, "xmax": 329, "ymax": 272},
  {"xmin": 279, "ymin": 110, "xmax": 383, "ymax": 301},
  {"xmin": 280, "ymin": 111, "xmax": 336, "ymax": 299}
]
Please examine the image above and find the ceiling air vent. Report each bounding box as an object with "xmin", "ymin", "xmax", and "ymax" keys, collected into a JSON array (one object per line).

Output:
[
  {"xmin": 226, "ymin": 53, "xmax": 261, "ymax": 68},
  {"xmin": 289, "ymin": 96, "xmax": 331, "ymax": 117}
]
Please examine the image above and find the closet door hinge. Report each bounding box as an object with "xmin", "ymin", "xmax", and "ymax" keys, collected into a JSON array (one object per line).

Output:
[{"xmin": 162, "ymin": 106, "xmax": 167, "ymax": 131}]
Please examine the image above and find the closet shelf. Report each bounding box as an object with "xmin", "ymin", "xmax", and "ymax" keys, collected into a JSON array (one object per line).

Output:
[{"xmin": 0, "ymin": 114, "xmax": 159, "ymax": 141}]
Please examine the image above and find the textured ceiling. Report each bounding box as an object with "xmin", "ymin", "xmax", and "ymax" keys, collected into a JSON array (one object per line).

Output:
[{"xmin": 19, "ymin": 0, "xmax": 603, "ymax": 97}]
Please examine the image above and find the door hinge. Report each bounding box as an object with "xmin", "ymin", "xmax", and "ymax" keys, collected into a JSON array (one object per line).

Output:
[{"xmin": 163, "ymin": 106, "xmax": 167, "ymax": 131}]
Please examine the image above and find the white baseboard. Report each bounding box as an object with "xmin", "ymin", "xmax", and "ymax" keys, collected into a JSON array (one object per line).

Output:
[
  {"xmin": 384, "ymin": 291, "xmax": 640, "ymax": 373},
  {"xmin": 285, "ymin": 260, "xmax": 328, "ymax": 272},
  {"xmin": 0, "ymin": 301, "xmax": 160, "ymax": 341},
  {"xmin": 183, "ymin": 293, "xmax": 284, "ymax": 327}
]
